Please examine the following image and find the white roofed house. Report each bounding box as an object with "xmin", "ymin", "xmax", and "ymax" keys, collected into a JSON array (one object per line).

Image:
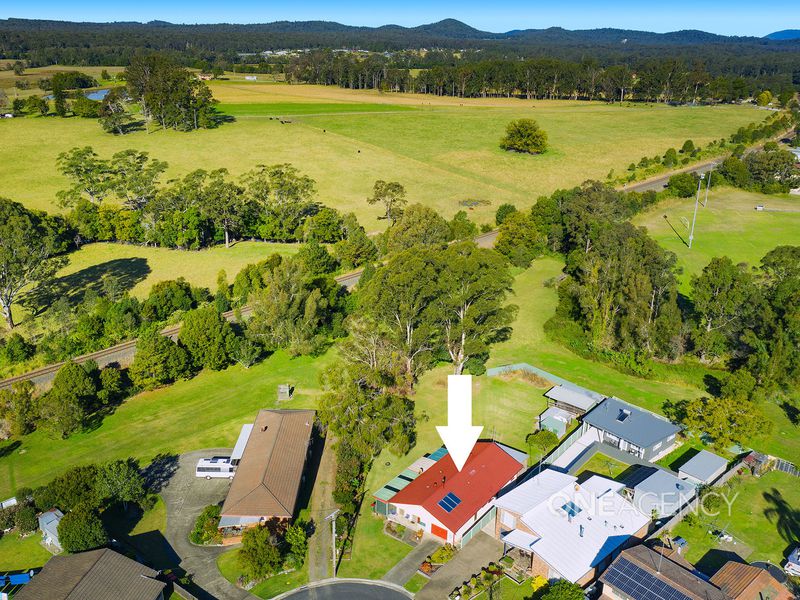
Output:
[{"xmin": 493, "ymin": 469, "xmax": 650, "ymax": 586}]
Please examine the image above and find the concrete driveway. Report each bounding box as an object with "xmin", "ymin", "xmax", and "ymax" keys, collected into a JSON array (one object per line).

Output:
[
  {"xmin": 416, "ymin": 532, "xmax": 504, "ymax": 600},
  {"xmin": 159, "ymin": 448, "xmax": 253, "ymax": 600}
]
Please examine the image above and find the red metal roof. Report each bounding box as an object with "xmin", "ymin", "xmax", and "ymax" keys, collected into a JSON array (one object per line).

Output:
[{"xmin": 390, "ymin": 442, "xmax": 525, "ymax": 533}]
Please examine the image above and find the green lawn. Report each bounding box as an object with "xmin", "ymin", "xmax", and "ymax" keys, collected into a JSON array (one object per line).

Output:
[
  {"xmin": 0, "ymin": 532, "xmax": 52, "ymax": 571},
  {"xmin": 217, "ymin": 548, "xmax": 309, "ymax": 599},
  {"xmin": 575, "ymin": 452, "xmax": 631, "ymax": 481},
  {"xmin": 669, "ymin": 470, "xmax": 800, "ymax": 575},
  {"xmin": 634, "ymin": 187, "xmax": 800, "ymax": 293},
  {"xmin": 0, "ymin": 349, "xmax": 333, "ymax": 498},
  {"xmin": 337, "ymin": 511, "xmax": 412, "ymax": 579},
  {"xmin": 0, "ymin": 83, "xmax": 761, "ymax": 229},
  {"xmin": 404, "ymin": 573, "xmax": 429, "ymax": 594},
  {"xmin": 473, "ymin": 577, "xmax": 536, "ymax": 600}
]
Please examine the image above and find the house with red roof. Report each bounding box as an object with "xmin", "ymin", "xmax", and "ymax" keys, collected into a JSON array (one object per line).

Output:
[{"xmin": 373, "ymin": 442, "xmax": 527, "ymax": 547}]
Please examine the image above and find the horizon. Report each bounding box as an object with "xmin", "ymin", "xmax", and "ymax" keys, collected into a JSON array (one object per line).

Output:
[{"xmin": 2, "ymin": 1, "xmax": 798, "ymax": 38}]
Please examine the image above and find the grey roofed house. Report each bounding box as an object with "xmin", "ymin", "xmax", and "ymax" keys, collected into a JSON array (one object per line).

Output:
[
  {"xmin": 633, "ymin": 468, "xmax": 697, "ymax": 518},
  {"xmin": 544, "ymin": 385, "xmax": 603, "ymax": 414},
  {"xmin": 678, "ymin": 450, "xmax": 728, "ymax": 484},
  {"xmin": 38, "ymin": 508, "xmax": 63, "ymax": 550},
  {"xmin": 14, "ymin": 548, "xmax": 166, "ymax": 600},
  {"xmin": 582, "ymin": 397, "xmax": 680, "ymax": 461}
]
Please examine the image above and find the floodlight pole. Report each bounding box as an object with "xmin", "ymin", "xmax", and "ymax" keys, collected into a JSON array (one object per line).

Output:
[
  {"xmin": 703, "ymin": 166, "xmax": 713, "ymax": 208},
  {"xmin": 688, "ymin": 173, "xmax": 704, "ymax": 249},
  {"xmin": 325, "ymin": 509, "xmax": 340, "ymax": 579}
]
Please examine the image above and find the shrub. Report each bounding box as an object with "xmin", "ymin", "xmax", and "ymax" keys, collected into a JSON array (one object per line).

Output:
[
  {"xmin": 239, "ymin": 525, "xmax": 282, "ymax": 581},
  {"xmin": 58, "ymin": 507, "xmax": 107, "ymax": 552},
  {"xmin": 0, "ymin": 506, "xmax": 17, "ymax": 530},
  {"xmin": 431, "ymin": 543, "xmax": 457, "ymax": 564},
  {"xmin": 189, "ymin": 504, "xmax": 221, "ymax": 545},
  {"xmin": 500, "ymin": 119, "xmax": 548, "ymax": 154},
  {"xmin": 14, "ymin": 506, "xmax": 37, "ymax": 533},
  {"xmin": 667, "ymin": 172, "xmax": 699, "ymax": 198}
]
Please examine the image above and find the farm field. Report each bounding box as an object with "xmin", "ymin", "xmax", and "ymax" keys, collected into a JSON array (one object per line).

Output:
[
  {"xmin": 0, "ymin": 80, "xmax": 763, "ymax": 228},
  {"xmin": 0, "ymin": 64, "xmax": 124, "ymax": 100},
  {"xmin": 634, "ymin": 187, "xmax": 800, "ymax": 292}
]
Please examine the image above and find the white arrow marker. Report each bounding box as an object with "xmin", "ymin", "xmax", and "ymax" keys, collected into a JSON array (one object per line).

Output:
[{"xmin": 436, "ymin": 374, "xmax": 484, "ymax": 472}]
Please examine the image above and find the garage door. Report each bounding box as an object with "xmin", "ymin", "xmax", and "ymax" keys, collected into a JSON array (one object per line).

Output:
[
  {"xmin": 431, "ymin": 524, "xmax": 449, "ymax": 540},
  {"xmin": 460, "ymin": 506, "xmax": 496, "ymax": 548}
]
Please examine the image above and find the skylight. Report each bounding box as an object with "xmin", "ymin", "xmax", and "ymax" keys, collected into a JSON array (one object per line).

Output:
[
  {"xmin": 616, "ymin": 409, "xmax": 631, "ymax": 422},
  {"xmin": 437, "ymin": 492, "xmax": 462, "ymax": 513},
  {"xmin": 562, "ymin": 501, "xmax": 582, "ymax": 518}
]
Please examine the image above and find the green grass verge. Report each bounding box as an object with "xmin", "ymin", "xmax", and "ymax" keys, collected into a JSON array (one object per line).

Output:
[
  {"xmin": 0, "ymin": 349, "xmax": 333, "ymax": 498},
  {"xmin": 404, "ymin": 572, "xmax": 429, "ymax": 593},
  {"xmin": 669, "ymin": 470, "xmax": 799, "ymax": 574},
  {"xmin": 0, "ymin": 532, "xmax": 53, "ymax": 571},
  {"xmin": 337, "ymin": 511, "xmax": 412, "ymax": 579},
  {"xmin": 217, "ymin": 548, "xmax": 309, "ymax": 599}
]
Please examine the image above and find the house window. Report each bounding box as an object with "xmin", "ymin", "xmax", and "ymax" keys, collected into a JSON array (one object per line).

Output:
[
  {"xmin": 501, "ymin": 511, "xmax": 517, "ymax": 528},
  {"xmin": 653, "ymin": 442, "xmax": 662, "ymax": 451}
]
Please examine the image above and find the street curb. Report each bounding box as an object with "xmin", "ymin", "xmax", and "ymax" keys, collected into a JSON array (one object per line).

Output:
[{"xmin": 271, "ymin": 578, "xmax": 414, "ymax": 600}]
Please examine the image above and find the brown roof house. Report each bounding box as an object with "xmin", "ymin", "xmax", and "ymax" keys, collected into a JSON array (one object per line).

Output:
[
  {"xmin": 218, "ymin": 409, "xmax": 315, "ymax": 543},
  {"xmin": 14, "ymin": 548, "xmax": 165, "ymax": 600},
  {"xmin": 601, "ymin": 545, "xmax": 730, "ymax": 600},
  {"xmin": 710, "ymin": 561, "xmax": 793, "ymax": 600}
]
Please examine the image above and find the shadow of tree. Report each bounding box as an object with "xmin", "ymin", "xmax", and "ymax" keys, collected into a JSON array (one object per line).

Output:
[
  {"xmin": 143, "ymin": 453, "xmax": 180, "ymax": 494},
  {"xmin": 763, "ymin": 488, "xmax": 800, "ymax": 544},
  {"xmin": 0, "ymin": 440, "xmax": 21, "ymax": 459},
  {"xmin": 696, "ymin": 549, "xmax": 746, "ymax": 577},
  {"xmin": 780, "ymin": 401, "xmax": 800, "ymax": 426},
  {"xmin": 22, "ymin": 257, "xmax": 151, "ymax": 315}
]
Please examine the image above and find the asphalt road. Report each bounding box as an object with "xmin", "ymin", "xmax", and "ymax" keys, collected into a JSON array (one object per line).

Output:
[
  {"xmin": 278, "ymin": 581, "xmax": 411, "ymax": 600},
  {"xmin": 622, "ymin": 159, "xmax": 719, "ymax": 193}
]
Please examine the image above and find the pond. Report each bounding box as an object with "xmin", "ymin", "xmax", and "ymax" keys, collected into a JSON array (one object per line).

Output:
[{"xmin": 45, "ymin": 88, "xmax": 110, "ymax": 101}]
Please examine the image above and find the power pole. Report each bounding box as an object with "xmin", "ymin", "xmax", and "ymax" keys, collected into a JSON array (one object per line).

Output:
[
  {"xmin": 325, "ymin": 509, "xmax": 340, "ymax": 579},
  {"xmin": 688, "ymin": 173, "xmax": 704, "ymax": 249}
]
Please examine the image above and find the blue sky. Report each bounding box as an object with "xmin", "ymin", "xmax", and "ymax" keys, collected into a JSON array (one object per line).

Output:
[{"xmin": 2, "ymin": 1, "xmax": 794, "ymax": 36}]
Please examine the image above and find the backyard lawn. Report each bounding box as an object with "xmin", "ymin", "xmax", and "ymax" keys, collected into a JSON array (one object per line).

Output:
[
  {"xmin": 575, "ymin": 453, "xmax": 631, "ymax": 481},
  {"xmin": 0, "ymin": 532, "xmax": 52, "ymax": 571},
  {"xmin": 669, "ymin": 470, "xmax": 800, "ymax": 575}
]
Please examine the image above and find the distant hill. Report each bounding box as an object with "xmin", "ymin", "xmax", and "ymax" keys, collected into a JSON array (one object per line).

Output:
[{"xmin": 765, "ymin": 29, "xmax": 800, "ymax": 40}]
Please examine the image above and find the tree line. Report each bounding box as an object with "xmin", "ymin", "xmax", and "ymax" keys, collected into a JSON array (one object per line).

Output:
[
  {"xmin": 286, "ymin": 52, "xmax": 797, "ymax": 104},
  {"xmin": 494, "ymin": 175, "xmax": 799, "ymax": 449}
]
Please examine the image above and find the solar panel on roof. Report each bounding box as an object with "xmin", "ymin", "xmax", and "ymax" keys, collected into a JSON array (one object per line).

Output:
[
  {"xmin": 437, "ymin": 492, "xmax": 462, "ymax": 513},
  {"xmin": 428, "ymin": 447, "xmax": 449, "ymax": 461},
  {"xmin": 604, "ymin": 557, "xmax": 692, "ymax": 600}
]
